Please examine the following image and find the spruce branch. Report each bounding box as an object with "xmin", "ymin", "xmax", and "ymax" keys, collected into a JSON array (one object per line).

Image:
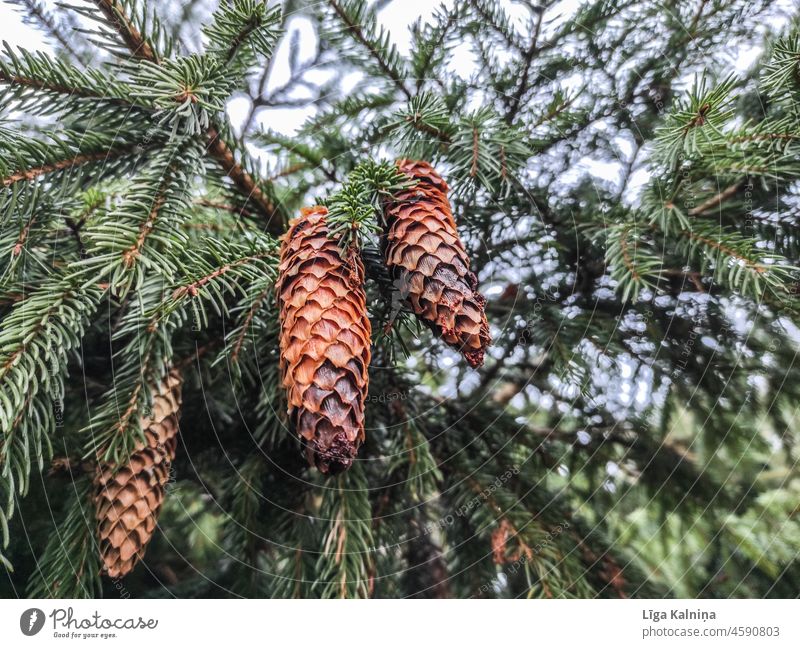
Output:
[
  {"xmin": 10, "ymin": 0, "xmax": 86, "ymax": 62},
  {"xmin": 504, "ymin": 4, "xmax": 544, "ymax": 124},
  {"xmin": 203, "ymin": 0, "xmax": 281, "ymax": 69},
  {"xmin": 0, "ymin": 43, "xmax": 136, "ymax": 111},
  {"xmin": 86, "ymin": 0, "xmax": 282, "ymax": 227},
  {"xmin": 27, "ymin": 479, "xmax": 101, "ymax": 598},
  {"xmin": 82, "ymin": 278, "xmax": 174, "ymax": 464},
  {"xmin": 325, "ymin": 0, "xmax": 411, "ymax": 100},
  {"xmin": 225, "ymin": 278, "xmax": 274, "ymax": 368},
  {"xmin": 92, "ymin": 0, "xmax": 159, "ymax": 62},
  {"xmin": 316, "ymin": 464, "xmax": 374, "ymax": 598},
  {"xmin": 323, "ymin": 159, "xmax": 411, "ymax": 252},
  {"xmin": 205, "ymin": 127, "xmax": 285, "ymax": 234},
  {"xmin": 72, "ymin": 138, "xmax": 203, "ymax": 297},
  {"xmin": 687, "ymin": 180, "xmax": 743, "ymax": 216},
  {"xmin": 130, "ymin": 54, "xmax": 233, "ymax": 135},
  {"xmin": 0, "ymin": 278, "xmax": 99, "ymax": 564},
  {"xmin": 762, "ymin": 29, "xmax": 800, "ymax": 97},
  {"xmin": 410, "ymin": 4, "xmax": 463, "ymax": 93},
  {"xmin": 2, "ymin": 147, "xmax": 133, "ymax": 188},
  {"xmin": 164, "ymin": 233, "xmax": 278, "ymax": 324}
]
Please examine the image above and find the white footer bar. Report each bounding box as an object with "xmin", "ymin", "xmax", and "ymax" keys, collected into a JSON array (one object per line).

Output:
[{"xmin": 2, "ymin": 599, "xmax": 798, "ymax": 647}]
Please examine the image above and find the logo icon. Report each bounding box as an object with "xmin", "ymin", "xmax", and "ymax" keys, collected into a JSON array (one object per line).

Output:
[{"xmin": 20, "ymin": 608, "xmax": 45, "ymax": 636}]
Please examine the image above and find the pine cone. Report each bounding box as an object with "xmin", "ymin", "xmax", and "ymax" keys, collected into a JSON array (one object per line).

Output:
[
  {"xmin": 94, "ymin": 369, "xmax": 182, "ymax": 578},
  {"xmin": 383, "ymin": 159, "xmax": 490, "ymax": 367},
  {"xmin": 276, "ymin": 206, "xmax": 371, "ymax": 474}
]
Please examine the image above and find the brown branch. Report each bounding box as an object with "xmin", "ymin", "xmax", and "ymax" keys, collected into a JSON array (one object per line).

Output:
[
  {"xmin": 505, "ymin": 7, "xmax": 544, "ymax": 123},
  {"xmin": 1, "ymin": 70, "xmax": 89, "ymax": 99},
  {"xmin": 327, "ymin": 0, "xmax": 411, "ymax": 100},
  {"xmin": 688, "ymin": 181, "xmax": 742, "ymax": 216},
  {"xmin": 618, "ymin": 228, "xmax": 640, "ymax": 281},
  {"xmin": 205, "ymin": 127, "xmax": 284, "ymax": 235},
  {"xmin": 230, "ymin": 284, "xmax": 272, "ymax": 362},
  {"xmin": 404, "ymin": 113, "xmax": 452, "ymax": 143},
  {"xmin": 470, "ymin": 126, "xmax": 479, "ymax": 177},
  {"xmin": 171, "ymin": 252, "xmax": 272, "ymax": 301},
  {"xmin": 0, "ymin": 289, "xmax": 71, "ymax": 382},
  {"xmin": 11, "ymin": 216, "xmax": 36, "ymax": 257},
  {"xmin": 18, "ymin": 0, "xmax": 85, "ymax": 62},
  {"xmin": 683, "ymin": 230, "xmax": 766, "ymax": 274},
  {"xmin": 2, "ymin": 148, "xmax": 132, "ymax": 187},
  {"xmin": 96, "ymin": 0, "xmax": 284, "ymax": 232},
  {"xmin": 660, "ymin": 268, "xmax": 705, "ymax": 293},
  {"xmin": 687, "ymin": 0, "xmax": 709, "ymax": 37},
  {"xmin": 729, "ymin": 132, "xmax": 799, "ymax": 144},
  {"xmin": 113, "ymin": 378, "xmax": 145, "ymax": 439},
  {"xmin": 93, "ymin": 0, "xmax": 158, "ymax": 62},
  {"xmin": 531, "ymin": 89, "xmax": 583, "ymax": 130},
  {"xmin": 122, "ymin": 194, "xmax": 165, "ymax": 268}
]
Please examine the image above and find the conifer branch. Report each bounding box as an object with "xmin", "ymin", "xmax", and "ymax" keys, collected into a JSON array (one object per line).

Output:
[
  {"xmin": 171, "ymin": 251, "xmax": 273, "ymax": 301},
  {"xmin": 687, "ymin": 180, "xmax": 742, "ymax": 216},
  {"xmin": 1, "ymin": 147, "xmax": 133, "ymax": 187},
  {"xmin": 93, "ymin": 0, "xmax": 158, "ymax": 62},
  {"xmin": 405, "ymin": 112, "xmax": 452, "ymax": 143},
  {"xmin": 681, "ymin": 229, "xmax": 767, "ymax": 274},
  {"xmin": 12, "ymin": 0, "xmax": 85, "ymax": 62},
  {"xmin": 205, "ymin": 127, "xmax": 284, "ymax": 234},
  {"xmin": 90, "ymin": 0, "xmax": 282, "ymax": 229},
  {"xmin": 0, "ymin": 68, "xmax": 123, "ymax": 103},
  {"xmin": 505, "ymin": 6, "xmax": 544, "ymax": 123},
  {"xmin": 326, "ymin": 0, "xmax": 411, "ymax": 100},
  {"xmin": 229, "ymin": 283, "xmax": 272, "ymax": 363},
  {"xmin": 3, "ymin": 0, "xmax": 799, "ymax": 599}
]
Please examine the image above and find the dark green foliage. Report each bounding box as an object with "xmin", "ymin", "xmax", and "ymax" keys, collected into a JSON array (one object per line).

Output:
[{"xmin": 2, "ymin": 0, "xmax": 800, "ymax": 600}]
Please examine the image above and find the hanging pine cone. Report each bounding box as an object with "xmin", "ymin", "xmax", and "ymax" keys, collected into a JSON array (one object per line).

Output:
[
  {"xmin": 94, "ymin": 369, "xmax": 182, "ymax": 578},
  {"xmin": 383, "ymin": 159, "xmax": 491, "ymax": 368},
  {"xmin": 276, "ymin": 206, "xmax": 371, "ymax": 474}
]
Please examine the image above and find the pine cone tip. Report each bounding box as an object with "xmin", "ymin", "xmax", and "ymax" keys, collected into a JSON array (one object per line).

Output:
[{"xmin": 308, "ymin": 433, "xmax": 357, "ymax": 475}]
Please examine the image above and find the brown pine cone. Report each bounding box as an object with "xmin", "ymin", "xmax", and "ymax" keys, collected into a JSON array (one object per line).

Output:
[
  {"xmin": 276, "ymin": 206, "xmax": 371, "ymax": 474},
  {"xmin": 383, "ymin": 159, "xmax": 490, "ymax": 367},
  {"xmin": 94, "ymin": 369, "xmax": 182, "ymax": 578}
]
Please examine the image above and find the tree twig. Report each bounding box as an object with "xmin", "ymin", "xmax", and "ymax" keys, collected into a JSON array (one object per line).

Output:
[
  {"xmin": 93, "ymin": 0, "xmax": 284, "ymax": 232},
  {"xmin": 688, "ymin": 181, "xmax": 742, "ymax": 216},
  {"xmin": 327, "ymin": 0, "xmax": 411, "ymax": 100},
  {"xmin": 93, "ymin": 0, "xmax": 158, "ymax": 62},
  {"xmin": 205, "ymin": 127, "xmax": 285, "ymax": 235},
  {"xmin": 1, "ymin": 148, "xmax": 133, "ymax": 187}
]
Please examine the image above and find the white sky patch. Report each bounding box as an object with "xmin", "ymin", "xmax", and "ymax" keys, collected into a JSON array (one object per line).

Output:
[{"xmin": 376, "ymin": 0, "xmax": 452, "ymax": 56}]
